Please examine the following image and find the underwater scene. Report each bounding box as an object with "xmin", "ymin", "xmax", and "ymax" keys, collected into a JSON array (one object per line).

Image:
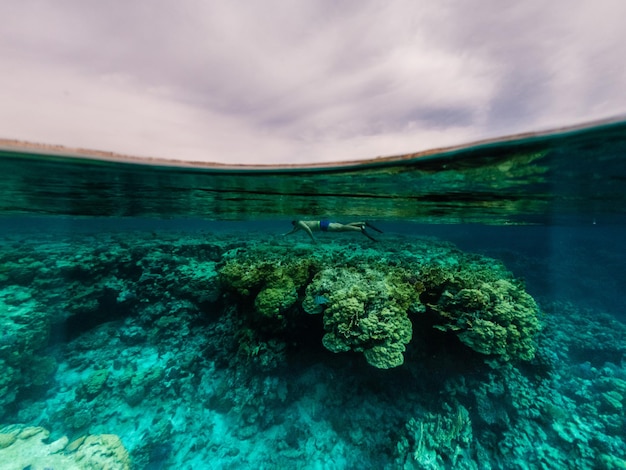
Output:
[{"xmin": 1, "ymin": 120, "xmax": 626, "ymax": 469}]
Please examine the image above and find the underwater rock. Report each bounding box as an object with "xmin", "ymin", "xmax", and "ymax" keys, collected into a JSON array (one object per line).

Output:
[
  {"xmin": 173, "ymin": 259, "xmax": 221, "ymax": 304},
  {"xmin": 597, "ymin": 453, "xmax": 626, "ymax": 469},
  {"xmin": 72, "ymin": 434, "xmax": 131, "ymax": 469},
  {"xmin": 120, "ymin": 365, "xmax": 165, "ymax": 407},
  {"xmin": 0, "ymin": 431, "xmax": 16, "ymax": 449},
  {"xmin": 0, "ymin": 424, "xmax": 130, "ymax": 469},
  {"xmin": 0, "ymin": 360, "xmax": 19, "ymax": 411},
  {"xmin": 123, "ymin": 384, "xmax": 146, "ymax": 407},
  {"xmin": 118, "ymin": 325, "xmax": 148, "ymax": 345},
  {"xmin": 133, "ymin": 366, "xmax": 165, "ymax": 389}
]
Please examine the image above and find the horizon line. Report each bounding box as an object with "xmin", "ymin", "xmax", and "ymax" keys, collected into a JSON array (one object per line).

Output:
[{"xmin": 1, "ymin": 115, "xmax": 624, "ymax": 173}]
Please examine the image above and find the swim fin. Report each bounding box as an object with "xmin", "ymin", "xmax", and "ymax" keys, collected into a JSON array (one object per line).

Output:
[
  {"xmin": 365, "ymin": 222, "xmax": 383, "ymax": 233},
  {"xmin": 361, "ymin": 228, "xmax": 378, "ymax": 242}
]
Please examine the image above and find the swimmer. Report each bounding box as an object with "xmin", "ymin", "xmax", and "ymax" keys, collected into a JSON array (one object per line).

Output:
[{"xmin": 284, "ymin": 220, "xmax": 383, "ymax": 242}]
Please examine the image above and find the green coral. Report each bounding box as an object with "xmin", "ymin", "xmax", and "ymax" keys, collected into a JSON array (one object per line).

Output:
[
  {"xmin": 218, "ymin": 241, "xmax": 541, "ymax": 368},
  {"xmin": 254, "ymin": 284, "xmax": 299, "ymax": 319},
  {"xmin": 307, "ymin": 266, "xmax": 421, "ymax": 369},
  {"xmin": 219, "ymin": 249, "xmax": 318, "ymax": 323},
  {"xmin": 423, "ymin": 259, "xmax": 540, "ymax": 361}
]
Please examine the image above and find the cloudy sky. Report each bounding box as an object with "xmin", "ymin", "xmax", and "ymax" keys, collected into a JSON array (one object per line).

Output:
[{"xmin": 1, "ymin": 1, "xmax": 625, "ymax": 164}]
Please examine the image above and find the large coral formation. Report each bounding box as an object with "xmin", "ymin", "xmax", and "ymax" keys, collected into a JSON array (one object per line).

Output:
[
  {"xmin": 305, "ymin": 265, "xmax": 421, "ymax": 368},
  {"xmin": 219, "ymin": 249, "xmax": 318, "ymax": 324},
  {"xmin": 420, "ymin": 260, "xmax": 541, "ymax": 361},
  {"xmin": 218, "ymin": 240, "xmax": 540, "ymax": 368}
]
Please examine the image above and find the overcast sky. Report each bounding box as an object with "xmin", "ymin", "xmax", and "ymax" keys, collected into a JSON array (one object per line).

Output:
[{"xmin": 1, "ymin": 1, "xmax": 625, "ymax": 164}]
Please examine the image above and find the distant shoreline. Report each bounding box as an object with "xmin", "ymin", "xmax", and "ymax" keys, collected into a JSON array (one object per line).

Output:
[{"xmin": 1, "ymin": 116, "xmax": 624, "ymax": 171}]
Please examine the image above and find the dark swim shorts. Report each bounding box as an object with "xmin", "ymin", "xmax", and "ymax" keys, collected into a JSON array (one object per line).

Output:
[{"xmin": 320, "ymin": 220, "xmax": 331, "ymax": 232}]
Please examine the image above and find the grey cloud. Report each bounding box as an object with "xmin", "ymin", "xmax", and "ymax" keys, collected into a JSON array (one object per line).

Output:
[
  {"xmin": 439, "ymin": 1, "xmax": 626, "ymax": 131},
  {"xmin": 0, "ymin": 0, "xmax": 625, "ymax": 163}
]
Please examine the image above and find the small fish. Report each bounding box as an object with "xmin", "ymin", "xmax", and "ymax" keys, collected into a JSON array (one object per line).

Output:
[{"xmin": 314, "ymin": 295, "xmax": 329, "ymax": 305}]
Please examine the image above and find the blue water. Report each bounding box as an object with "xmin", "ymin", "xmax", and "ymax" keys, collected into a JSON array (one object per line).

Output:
[{"xmin": 1, "ymin": 122, "xmax": 626, "ymax": 469}]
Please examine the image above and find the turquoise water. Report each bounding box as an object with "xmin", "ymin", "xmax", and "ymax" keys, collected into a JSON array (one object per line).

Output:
[{"xmin": 0, "ymin": 121, "xmax": 625, "ymax": 469}]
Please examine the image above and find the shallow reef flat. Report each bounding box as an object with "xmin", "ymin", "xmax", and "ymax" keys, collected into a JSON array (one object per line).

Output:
[{"xmin": 1, "ymin": 230, "xmax": 625, "ymax": 469}]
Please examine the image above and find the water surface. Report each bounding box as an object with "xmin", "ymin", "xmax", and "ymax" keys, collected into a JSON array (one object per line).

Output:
[{"xmin": 2, "ymin": 119, "xmax": 626, "ymax": 224}]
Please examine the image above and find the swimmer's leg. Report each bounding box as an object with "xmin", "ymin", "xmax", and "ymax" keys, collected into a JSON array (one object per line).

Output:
[{"xmin": 346, "ymin": 221, "xmax": 383, "ymax": 233}]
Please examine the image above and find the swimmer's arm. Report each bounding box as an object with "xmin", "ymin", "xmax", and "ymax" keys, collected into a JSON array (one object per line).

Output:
[
  {"xmin": 298, "ymin": 222, "xmax": 316, "ymax": 242},
  {"xmin": 283, "ymin": 226, "xmax": 299, "ymax": 236}
]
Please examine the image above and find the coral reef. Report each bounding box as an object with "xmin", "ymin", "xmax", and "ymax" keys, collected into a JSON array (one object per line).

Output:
[
  {"xmin": 306, "ymin": 265, "xmax": 420, "ymax": 368},
  {"xmin": 395, "ymin": 403, "xmax": 474, "ymax": 469},
  {"xmin": 218, "ymin": 239, "xmax": 540, "ymax": 367},
  {"xmin": 0, "ymin": 424, "xmax": 130, "ymax": 469},
  {"xmin": 0, "ymin": 230, "xmax": 623, "ymax": 468},
  {"xmin": 0, "ymin": 286, "xmax": 55, "ymax": 411},
  {"xmin": 427, "ymin": 272, "xmax": 541, "ymax": 361},
  {"xmin": 219, "ymin": 248, "xmax": 318, "ymax": 325}
]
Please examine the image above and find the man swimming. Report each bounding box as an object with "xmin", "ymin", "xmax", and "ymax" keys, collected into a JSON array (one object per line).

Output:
[{"xmin": 284, "ymin": 220, "xmax": 383, "ymax": 242}]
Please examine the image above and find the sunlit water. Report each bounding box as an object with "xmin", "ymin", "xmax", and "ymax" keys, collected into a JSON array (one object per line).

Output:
[{"xmin": 1, "ymin": 121, "xmax": 625, "ymax": 469}]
